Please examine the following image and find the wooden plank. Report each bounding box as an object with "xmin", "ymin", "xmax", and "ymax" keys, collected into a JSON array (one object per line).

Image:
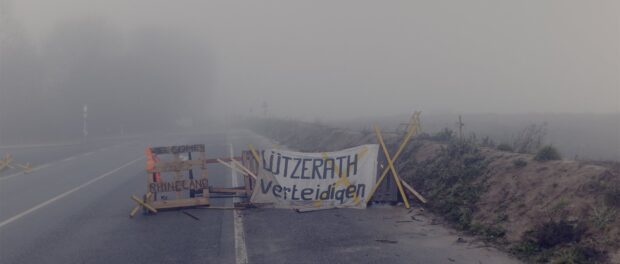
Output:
[
  {"xmin": 209, "ymin": 187, "xmax": 249, "ymax": 194},
  {"xmin": 148, "ymin": 160, "xmax": 203, "ymax": 173},
  {"xmin": 149, "ymin": 197, "xmax": 210, "ymax": 210},
  {"xmin": 151, "ymin": 144, "xmax": 205, "ymax": 155},
  {"xmin": 173, "ymin": 154, "xmax": 183, "ymax": 200},
  {"xmin": 217, "ymin": 158, "xmax": 247, "ymax": 175},
  {"xmin": 231, "ymin": 160, "xmax": 258, "ymax": 180},
  {"xmin": 195, "ymin": 206, "xmax": 243, "ymax": 210},
  {"xmin": 148, "ymin": 178, "xmax": 208, "ymax": 193},
  {"xmin": 201, "ymin": 151, "xmax": 210, "ymax": 200},
  {"xmin": 241, "ymin": 152, "xmax": 254, "ymax": 198},
  {"xmin": 400, "ymin": 179, "xmax": 427, "ymax": 204},
  {"xmin": 205, "ymin": 157, "xmax": 241, "ymax": 164}
]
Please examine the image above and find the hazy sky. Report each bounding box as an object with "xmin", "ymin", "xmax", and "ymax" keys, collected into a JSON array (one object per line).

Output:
[{"xmin": 6, "ymin": 0, "xmax": 620, "ymax": 120}]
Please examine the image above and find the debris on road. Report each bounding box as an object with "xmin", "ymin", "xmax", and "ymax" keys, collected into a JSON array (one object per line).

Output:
[
  {"xmin": 182, "ymin": 211, "xmax": 200, "ymax": 221},
  {"xmin": 375, "ymin": 239, "xmax": 398, "ymax": 244}
]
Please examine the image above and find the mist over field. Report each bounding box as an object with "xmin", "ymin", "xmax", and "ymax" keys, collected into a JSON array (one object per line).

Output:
[
  {"xmin": 1, "ymin": 0, "xmax": 618, "ymax": 159},
  {"xmin": 2, "ymin": 2, "xmax": 620, "ymax": 264}
]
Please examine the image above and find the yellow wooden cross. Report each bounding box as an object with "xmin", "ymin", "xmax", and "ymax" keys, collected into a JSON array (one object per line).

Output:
[
  {"xmin": 130, "ymin": 193, "xmax": 157, "ymax": 217},
  {"xmin": 366, "ymin": 112, "xmax": 427, "ymax": 207},
  {"xmin": 0, "ymin": 154, "xmax": 14, "ymax": 171}
]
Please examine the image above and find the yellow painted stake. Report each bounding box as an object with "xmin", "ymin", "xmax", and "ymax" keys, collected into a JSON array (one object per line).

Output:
[
  {"xmin": 129, "ymin": 192, "xmax": 153, "ymax": 218},
  {"xmin": 248, "ymin": 144, "xmax": 261, "ymax": 163},
  {"xmin": 17, "ymin": 163, "xmax": 33, "ymax": 173},
  {"xmin": 129, "ymin": 207, "xmax": 140, "ymax": 218},
  {"xmin": 217, "ymin": 158, "xmax": 248, "ymax": 176},
  {"xmin": 231, "ymin": 159, "xmax": 258, "ymax": 180},
  {"xmin": 131, "ymin": 195, "xmax": 157, "ymax": 214},
  {"xmin": 401, "ymin": 178, "xmax": 427, "ymax": 204},
  {"xmin": 373, "ymin": 125, "xmax": 410, "ymax": 209},
  {"xmin": 366, "ymin": 112, "xmax": 421, "ymax": 203}
]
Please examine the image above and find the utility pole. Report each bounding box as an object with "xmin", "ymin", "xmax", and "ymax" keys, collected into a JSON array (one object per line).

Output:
[
  {"xmin": 83, "ymin": 104, "xmax": 88, "ymax": 142},
  {"xmin": 0, "ymin": 0, "xmax": 9, "ymax": 146},
  {"xmin": 262, "ymin": 101, "xmax": 268, "ymax": 118},
  {"xmin": 457, "ymin": 115, "xmax": 464, "ymax": 141}
]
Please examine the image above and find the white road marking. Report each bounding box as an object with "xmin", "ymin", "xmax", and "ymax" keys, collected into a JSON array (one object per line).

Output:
[
  {"xmin": 62, "ymin": 156, "xmax": 77, "ymax": 162},
  {"xmin": 233, "ymin": 210, "xmax": 249, "ymax": 264},
  {"xmin": 0, "ymin": 156, "xmax": 144, "ymax": 229},
  {"xmin": 0, "ymin": 144, "xmax": 119, "ymax": 181},
  {"xmin": 230, "ymin": 143, "xmax": 249, "ymax": 264}
]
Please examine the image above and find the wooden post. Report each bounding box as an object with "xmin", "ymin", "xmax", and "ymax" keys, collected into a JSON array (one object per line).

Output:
[{"xmin": 457, "ymin": 115, "xmax": 464, "ymax": 141}]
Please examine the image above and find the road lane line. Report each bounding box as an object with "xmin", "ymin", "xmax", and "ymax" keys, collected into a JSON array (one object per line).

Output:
[
  {"xmin": 0, "ymin": 156, "xmax": 144, "ymax": 229},
  {"xmin": 0, "ymin": 144, "xmax": 124, "ymax": 181},
  {"xmin": 233, "ymin": 210, "xmax": 248, "ymax": 264},
  {"xmin": 230, "ymin": 143, "xmax": 249, "ymax": 264},
  {"xmin": 62, "ymin": 156, "xmax": 77, "ymax": 162}
]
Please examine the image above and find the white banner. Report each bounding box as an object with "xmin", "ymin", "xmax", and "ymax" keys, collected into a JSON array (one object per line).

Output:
[{"xmin": 250, "ymin": 144, "xmax": 379, "ymax": 209}]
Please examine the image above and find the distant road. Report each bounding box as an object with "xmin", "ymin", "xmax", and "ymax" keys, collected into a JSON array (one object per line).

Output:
[{"xmin": 0, "ymin": 130, "xmax": 520, "ymax": 264}]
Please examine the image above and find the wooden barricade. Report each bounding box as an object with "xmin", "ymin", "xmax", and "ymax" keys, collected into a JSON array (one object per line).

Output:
[
  {"xmin": 145, "ymin": 144, "xmax": 210, "ymax": 210},
  {"xmin": 131, "ymin": 144, "xmax": 259, "ymax": 217}
]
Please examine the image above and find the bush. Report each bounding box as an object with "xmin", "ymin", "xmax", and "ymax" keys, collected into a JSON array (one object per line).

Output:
[
  {"xmin": 480, "ymin": 136, "xmax": 496, "ymax": 148},
  {"xmin": 496, "ymin": 143, "xmax": 514, "ymax": 152},
  {"xmin": 590, "ymin": 206, "xmax": 617, "ymax": 230},
  {"xmin": 604, "ymin": 185, "xmax": 620, "ymax": 208},
  {"xmin": 512, "ymin": 123, "xmax": 547, "ymax": 153},
  {"xmin": 511, "ymin": 240, "xmax": 540, "ymax": 258},
  {"xmin": 526, "ymin": 220, "xmax": 585, "ymax": 249},
  {"xmin": 430, "ymin": 128, "xmax": 454, "ymax": 142},
  {"xmin": 512, "ymin": 158, "xmax": 528, "ymax": 168},
  {"xmin": 512, "ymin": 217, "xmax": 606, "ymax": 264},
  {"xmin": 553, "ymin": 245, "xmax": 604, "ymax": 264},
  {"xmin": 470, "ymin": 223, "xmax": 506, "ymax": 242},
  {"xmin": 534, "ymin": 145, "xmax": 562, "ymax": 161},
  {"xmin": 408, "ymin": 140, "xmax": 488, "ymax": 230}
]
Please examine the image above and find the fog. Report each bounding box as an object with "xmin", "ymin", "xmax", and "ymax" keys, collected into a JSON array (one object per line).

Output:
[{"xmin": 1, "ymin": 1, "xmax": 619, "ymax": 147}]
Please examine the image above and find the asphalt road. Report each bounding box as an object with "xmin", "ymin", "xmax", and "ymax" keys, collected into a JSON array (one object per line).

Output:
[{"xmin": 0, "ymin": 130, "xmax": 521, "ymax": 264}]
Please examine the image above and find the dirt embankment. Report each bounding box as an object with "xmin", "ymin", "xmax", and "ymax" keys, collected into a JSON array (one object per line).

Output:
[{"xmin": 247, "ymin": 119, "xmax": 620, "ymax": 263}]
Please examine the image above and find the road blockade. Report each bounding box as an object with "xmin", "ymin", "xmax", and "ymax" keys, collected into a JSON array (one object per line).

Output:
[
  {"xmin": 130, "ymin": 144, "xmax": 257, "ymax": 217},
  {"xmin": 250, "ymin": 144, "xmax": 379, "ymax": 209},
  {"xmin": 142, "ymin": 144, "xmax": 210, "ymax": 211}
]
